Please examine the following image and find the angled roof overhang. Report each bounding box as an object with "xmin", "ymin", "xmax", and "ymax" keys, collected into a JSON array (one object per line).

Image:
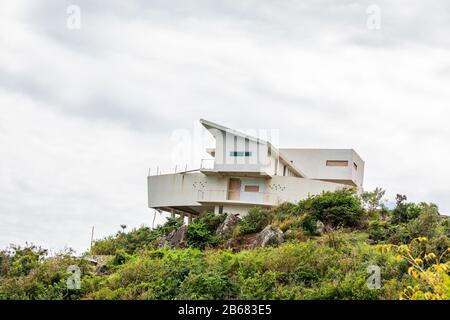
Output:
[{"xmin": 200, "ymin": 119, "xmax": 307, "ymax": 178}]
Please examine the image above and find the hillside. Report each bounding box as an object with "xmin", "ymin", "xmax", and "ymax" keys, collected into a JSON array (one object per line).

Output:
[{"xmin": 1, "ymin": 188, "xmax": 449, "ymax": 300}]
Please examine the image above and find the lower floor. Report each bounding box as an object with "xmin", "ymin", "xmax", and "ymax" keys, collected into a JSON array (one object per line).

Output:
[{"xmin": 148, "ymin": 171, "xmax": 355, "ymax": 222}]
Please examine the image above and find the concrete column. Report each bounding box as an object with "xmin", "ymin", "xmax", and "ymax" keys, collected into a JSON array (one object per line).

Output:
[
  {"xmin": 188, "ymin": 214, "xmax": 193, "ymax": 225},
  {"xmin": 214, "ymin": 205, "xmax": 220, "ymax": 214},
  {"xmin": 170, "ymin": 209, "xmax": 175, "ymax": 219}
]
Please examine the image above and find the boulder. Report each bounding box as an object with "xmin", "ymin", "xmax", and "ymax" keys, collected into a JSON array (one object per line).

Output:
[
  {"xmin": 95, "ymin": 264, "xmax": 109, "ymax": 276},
  {"xmin": 168, "ymin": 225, "xmax": 188, "ymax": 248},
  {"xmin": 85, "ymin": 255, "xmax": 111, "ymax": 275},
  {"xmin": 156, "ymin": 225, "xmax": 188, "ymax": 248},
  {"xmin": 216, "ymin": 214, "xmax": 240, "ymax": 237},
  {"xmin": 156, "ymin": 229, "xmax": 175, "ymax": 248},
  {"xmin": 252, "ymin": 225, "xmax": 284, "ymax": 248}
]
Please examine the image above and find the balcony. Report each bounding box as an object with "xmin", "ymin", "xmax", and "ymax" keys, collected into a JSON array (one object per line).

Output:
[
  {"xmin": 199, "ymin": 159, "xmax": 271, "ymax": 178},
  {"xmin": 197, "ymin": 189, "xmax": 280, "ymax": 207}
]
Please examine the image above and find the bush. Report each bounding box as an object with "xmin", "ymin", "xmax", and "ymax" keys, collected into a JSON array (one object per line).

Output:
[
  {"xmin": 389, "ymin": 204, "xmax": 442, "ymax": 244},
  {"xmin": 109, "ymin": 249, "xmax": 132, "ymax": 267},
  {"xmin": 187, "ymin": 221, "xmax": 216, "ymax": 249},
  {"xmin": 297, "ymin": 188, "xmax": 365, "ymax": 228},
  {"xmin": 368, "ymin": 220, "xmax": 393, "ymax": 243},
  {"xmin": 391, "ymin": 195, "xmax": 423, "ymax": 224},
  {"xmin": 236, "ymin": 207, "xmax": 272, "ymax": 235},
  {"xmin": 91, "ymin": 218, "xmax": 184, "ymax": 255},
  {"xmin": 186, "ymin": 213, "xmax": 226, "ymax": 249},
  {"xmin": 197, "ymin": 212, "xmax": 227, "ymax": 232},
  {"xmin": 7, "ymin": 245, "xmax": 48, "ymax": 277}
]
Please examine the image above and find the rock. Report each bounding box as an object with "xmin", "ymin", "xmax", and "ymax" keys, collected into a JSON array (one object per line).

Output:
[
  {"xmin": 224, "ymin": 238, "xmax": 236, "ymax": 249},
  {"xmin": 156, "ymin": 229, "xmax": 176, "ymax": 248},
  {"xmin": 85, "ymin": 257, "xmax": 98, "ymax": 265},
  {"xmin": 315, "ymin": 220, "xmax": 325, "ymax": 235},
  {"xmin": 85, "ymin": 255, "xmax": 111, "ymax": 275},
  {"xmin": 167, "ymin": 225, "xmax": 188, "ymax": 248},
  {"xmin": 252, "ymin": 225, "xmax": 284, "ymax": 248},
  {"xmin": 95, "ymin": 264, "xmax": 109, "ymax": 275},
  {"xmin": 216, "ymin": 214, "xmax": 240, "ymax": 237},
  {"xmin": 155, "ymin": 226, "xmax": 185, "ymax": 249},
  {"xmin": 156, "ymin": 225, "xmax": 188, "ymax": 249}
]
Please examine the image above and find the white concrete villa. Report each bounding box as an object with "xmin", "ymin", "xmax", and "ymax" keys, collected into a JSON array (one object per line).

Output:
[{"xmin": 148, "ymin": 119, "xmax": 364, "ymax": 222}]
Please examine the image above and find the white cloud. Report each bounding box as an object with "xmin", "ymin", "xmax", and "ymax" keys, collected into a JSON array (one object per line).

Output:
[{"xmin": 1, "ymin": 0, "xmax": 449, "ymax": 252}]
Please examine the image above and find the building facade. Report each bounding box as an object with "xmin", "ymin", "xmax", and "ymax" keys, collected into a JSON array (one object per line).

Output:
[{"xmin": 147, "ymin": 119, "xmax": 364, "ymax": 221}]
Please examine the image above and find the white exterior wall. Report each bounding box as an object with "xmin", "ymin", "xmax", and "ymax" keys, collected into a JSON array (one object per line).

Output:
[
  {"xmin": 279, "ymin": 149, "xmax": 364, "ymax": 187},
  {"xmin": 210, "ymin": 128, "xmax": 271, "ymax": 174},
  {"xmin": 267, "ymin": 176, "xmax": 343, "ymax": 203},
  {"xmin": 148, "ymin": 172, "xmax": 228, "ymax": 207},
  {"xmin": 219, "ymin": 176, "xmax": 345, "ymax": 216},
  {"xmin": 148, "ymin": 172, "xmax": 347, "ymax": 216}
]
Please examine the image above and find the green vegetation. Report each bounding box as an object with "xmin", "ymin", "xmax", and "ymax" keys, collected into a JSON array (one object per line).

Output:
[
  {"xmin": 186, "ymin": 213, "xmax": 226, "ymax": 249},
  {"xmin": 1, "ymin": 188, "xmax": 449, "ymax": 300},
  {"xmin": 234, "ymin": 207, "xmax": 272, "ymax": 236}
]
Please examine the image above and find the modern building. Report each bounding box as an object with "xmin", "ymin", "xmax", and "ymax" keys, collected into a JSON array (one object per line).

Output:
[{"xmin": 147, "ymin": 119, "xmax": 364, "ymax": 222}]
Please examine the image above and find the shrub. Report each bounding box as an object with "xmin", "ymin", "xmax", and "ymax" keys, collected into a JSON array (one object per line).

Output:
[
  {"xmin": 186, "ymin": 213, "xmax": 225, "ymax": 249},
  {"xmin": 271, "ymin": 202, "xmax": 301, "ymax": 221},
  {"xmin": 368, "ymin": 220, "xmax": 393, "ymax": 243},
  {"xmin": 236, "ymin": 207, "xmax": 272, "ymax": 235},
  {"xmin": 187, "ymin": 220, "xmax": 216, "ymax": 249},
  {"xmin": 391, "ymin": 195, "xmax": 423, "ymax": 224},
  {"xmin": 297, "ymin": 188, "xmax": 365, "ymax": 228},
  {"xmin": 389, "ymin": 204, "xmax": 442, "ymax": 244},
  {"xmin": 379, "ymin": 237, "xmax": 450, "ymax": 300},
  {"xmin": 178, "ymin": 271, "xmax": 232, "ymax": 299},
  {"xmin": 197, "ymin": 212, "xmax": 227, "ymax": 232},
  {"xmin": 109, "ymin": 249, "xmax": 132, "ymax": 267},
  {"xmin": 91, "ymin": 218, "xmax": 183, "ymax": 255},
  {"xmin": 7, "ymin": 245, "xmax": 48, "ymax": 277}
]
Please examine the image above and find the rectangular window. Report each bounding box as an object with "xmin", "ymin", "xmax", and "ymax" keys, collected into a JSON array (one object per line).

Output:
[
  {"xmin": 244, "ymin": 185, "xmax": 259, "ymax": 192},
  {"xmin": 230, "ymin": 151, "xmax": 252, "ymax": 157},
  {"xmin": 326, "ymin": 160, "xmax": 349, "ymax": 167}
]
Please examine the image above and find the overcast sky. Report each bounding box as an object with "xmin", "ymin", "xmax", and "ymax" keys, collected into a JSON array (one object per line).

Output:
[{"xmin": 1, "ymin": 1, "xmax": 449, "ymax": 253}]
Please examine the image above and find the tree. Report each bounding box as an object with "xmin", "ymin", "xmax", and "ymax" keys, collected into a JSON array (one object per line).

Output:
[
  {"xmin": 361, "ymin": 187, "xmax": 386, "ymax": 216},
  {"xmin": 392, "ymin": 194, "xmax": 422, "ymax": 224}
]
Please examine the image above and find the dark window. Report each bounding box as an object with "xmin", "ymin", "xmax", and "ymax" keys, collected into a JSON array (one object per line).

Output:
[{"xmin": 230, "ymin": 151, "xmax": 252, "ymax": 157}]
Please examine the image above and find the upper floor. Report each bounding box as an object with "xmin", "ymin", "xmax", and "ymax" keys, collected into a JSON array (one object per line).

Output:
[{"xmin": 199, "ymin": 119, "xmax": 364, "ymax": 187}]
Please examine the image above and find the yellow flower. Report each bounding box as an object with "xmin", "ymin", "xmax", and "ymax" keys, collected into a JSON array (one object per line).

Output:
[{"xmin": 424, "ymin": 253, "xmax": 436, "ymax": 261}]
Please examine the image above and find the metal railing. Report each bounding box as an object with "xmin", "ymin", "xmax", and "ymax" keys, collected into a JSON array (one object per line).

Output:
[
  {"xmin": 197, "ymin": 189, "xmax": 280, "ymax": 205},
  {"xmin": 148, "ymin": 159, "xmax": 215, "ymax": 176}
]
